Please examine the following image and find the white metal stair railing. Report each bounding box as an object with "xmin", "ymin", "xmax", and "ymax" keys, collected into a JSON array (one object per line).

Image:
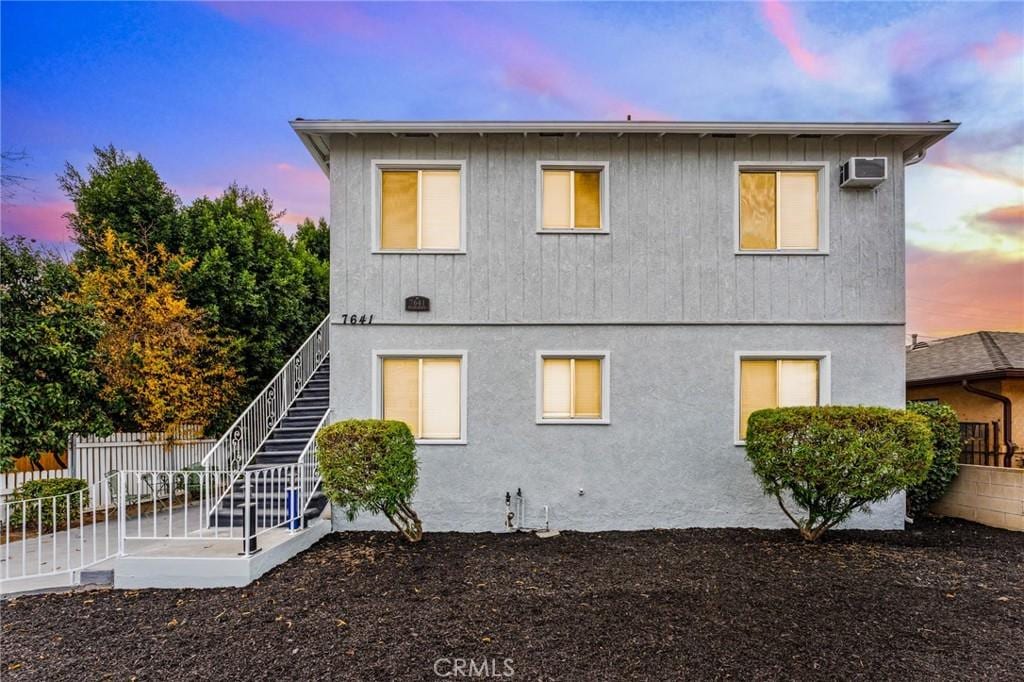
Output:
[
  {"xmin": 1, "ymin": 473, "xmax": 121, "ymax": 587},
  {"xmin": 297, "ymin": 409, "xmax": 330, "ymax": 514},
  {"xmin": 201, "ymin": 315, "xmax": 329, "ymax": 508}
]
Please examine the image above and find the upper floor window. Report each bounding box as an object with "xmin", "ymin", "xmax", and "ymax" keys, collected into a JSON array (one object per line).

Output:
[
  {"xmin": 537, "ymin": 162, "xmax": 609, "ymax": 233},
  {"xmin": 373, "ymin": 161, "xmax": 465, "ymax": 252},
  {"xmin": 736, "ymin": 353, "xmax": 830, "ymax": 442},
  {"xmin": 736, "ymin": 164, "xmax": 828, "ymax": 253}
]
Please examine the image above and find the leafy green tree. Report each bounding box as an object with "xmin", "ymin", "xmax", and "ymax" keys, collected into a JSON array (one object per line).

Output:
[
  {"xmin": 58, "ymin": 145, "xmax": 180, "ymax": 263},
  {"xmin": 0, "ymin": 237, "xmax": 112, "ymax": 471},
  {"xmin": 905, "ymin": 401, "xmax": 962, "ymax": 519},
  {"xmin": 177, "ymin": 186, "xmax": 327, "ymax": 419},
  {"xmin": 60, "ymin": 147, "xmax": 329, "ymax": 431}
]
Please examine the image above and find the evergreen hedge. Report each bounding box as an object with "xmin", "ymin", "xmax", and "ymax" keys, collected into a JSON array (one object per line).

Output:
[
  {"xmin": 317, "ymin": 419, "xmax": 422, "ymax": 542},
  {"xmin": 905, "ymin": 402, "xmax": 962, "ymax": 518},
  {"xmin": 745, "ymin": 406, "xmax": 933, "ymax": 541}
]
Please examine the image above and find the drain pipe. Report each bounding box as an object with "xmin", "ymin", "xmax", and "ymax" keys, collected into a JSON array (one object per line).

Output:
[{"xmin": 962, "ymin": 380, "xmax": 1017, "ymax": 467}]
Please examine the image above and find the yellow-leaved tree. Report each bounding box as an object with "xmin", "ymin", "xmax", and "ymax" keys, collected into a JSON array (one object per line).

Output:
[{"xmin": 75, "ymin": 230, "xmax": 241, "ymax": 437}]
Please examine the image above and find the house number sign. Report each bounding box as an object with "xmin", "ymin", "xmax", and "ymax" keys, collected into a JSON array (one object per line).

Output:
[
  {"xmin": 405, "ymin": 296, "xmax": 430, "ymax": 312},
  {"xmin": 340, "ymin": 314, "xmax": 374, "ymax": 324}
]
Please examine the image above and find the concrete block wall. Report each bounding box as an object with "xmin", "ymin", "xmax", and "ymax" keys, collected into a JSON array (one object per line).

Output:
[{"xmin": 932, "ymin": 464, "xmax": 1024, "ymax": 531}]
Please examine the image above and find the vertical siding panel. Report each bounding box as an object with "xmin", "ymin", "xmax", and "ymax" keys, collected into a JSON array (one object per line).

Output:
[
  {"xmin": 610, "ymin": 134, "xmax": 631, "ymax": 319},
  {"xmin": 523, "ymin": 135, "xmax": 542, "ymax": 317},
  {"xmin": 646, "ymin": 134, "xmax": 666, "ymax": 320},
  {"xmin": 822, "ymin": 135, "xmax": 842, "ymax": 321},
  {"xmin": 539, "ymin": 136, "xmax": 560, "ymax": 320},
  {"xmin": 505, "ymin": 134, "xmax": 525, "ymax": 321},
  {"xmin": 892, "ymin": 137, "xmax": 906, "ymax": 323},
  {"xmin": 433, "ymin": 135, "xmax": 454, "ymax": 321},
  {"xmin": 664, "ymin": 134, "xmax": 684, "ymax": 320},
  {"xmin": 839, "ymin": 136, "xmax": 861, "ymax": 320},
  {"xmin": 593, "ymin": 134, "xmax": 614, "ymax": 318},
  {"xmin": 329, "ymin": 135, "xmax": 346, "ymax": 318},
  {"xmin": 717, "ymin": 137, "xmax": 736, "ymax": 320},
  {"xmin": 787, "ymin": 137, "xmax": 807, "ymax": 321},
  {"xmin": 681, "ymin": 135, "xmax": 701, "ymax": 320},
  {"xmin": 469, "ymin": 134, "xmax": 490, "ymax": 320},
  {"xmin": 628, "ymin": 135, "xmax": 647, "ymax": 318},
  {"xmin": 699, "ymin": 136, "xmax": 718, "ymax": 320},
  {"xmin": 558, "ymin": 135, "xmax": 579, "ymax": 319},
  {"xmin": 733, "ymin": 136, "xmax": 753, "ymax": 320},
  {"xmin": 751, "ymin": 136, "xmax": 772, "ymax": 321},
  {"xmin": 768, "ymin": 135, "xmax": 788, "ymax": 320},
  {"xmin": 450, "ymin": 135, "xmax": 472, "ymax": 319},
  {"xmin": 488, "ymin": 135, "xmax": 507, "ymax": 321},
  {"xmin": 874, "ymin": 137, "xmax": 897, "ymax": 321},
  {"xmin": 575, "ymin": 134, "xmax": 596, "ymax": 319},
  {"xmin": 345, "ymin": 135, "xmax": 366, "ymax": 317},
  {"xmin": 803, "ymin": 136, "xmax": 825, "ymax": 321}
]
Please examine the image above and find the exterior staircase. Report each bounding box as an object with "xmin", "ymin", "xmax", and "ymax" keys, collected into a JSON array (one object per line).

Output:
[{"xmin": 199, "ymin": 315, "xmax": 331, "ymax": 531}]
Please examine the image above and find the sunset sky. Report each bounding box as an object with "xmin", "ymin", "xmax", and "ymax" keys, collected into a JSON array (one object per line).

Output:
[{"xmin": 2, "ymin": 1, "xmax": 1021, "ymax": 338}]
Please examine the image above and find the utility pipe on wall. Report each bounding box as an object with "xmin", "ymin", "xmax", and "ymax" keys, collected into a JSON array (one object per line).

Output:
[{"xmin": 962, "ymin": 380, "xmax": 1017, "ymax": 467}]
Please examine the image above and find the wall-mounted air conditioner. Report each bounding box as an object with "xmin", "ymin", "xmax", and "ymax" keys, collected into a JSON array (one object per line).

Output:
[{"xmin": 839, "ymin": 157, "xmax": 887, "ymax": 188}]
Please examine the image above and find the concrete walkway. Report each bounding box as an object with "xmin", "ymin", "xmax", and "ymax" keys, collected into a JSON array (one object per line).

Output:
[{"xmin": 1, "ymin": 504, "xmax": 328, "ymax": 594}]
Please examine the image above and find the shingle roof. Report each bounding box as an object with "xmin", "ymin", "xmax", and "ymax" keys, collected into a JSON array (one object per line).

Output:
[{"xmin": 907, "ymin": 331, "xmax": 1024, "ymax": 384}]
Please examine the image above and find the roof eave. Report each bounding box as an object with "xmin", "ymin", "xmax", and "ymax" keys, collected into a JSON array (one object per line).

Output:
[
  {"xmin": 290, "ymin": 120, "xmax": 959, "ymax": 175},
  {"xmin": 906, "ymin": 368, "xmax": 1024, "ymax": 388}
]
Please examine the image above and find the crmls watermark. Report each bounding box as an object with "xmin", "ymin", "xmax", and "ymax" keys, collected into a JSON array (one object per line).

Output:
[{"xmin": 433, "ymin": 657, "xmax": 514, "ymax": 678}]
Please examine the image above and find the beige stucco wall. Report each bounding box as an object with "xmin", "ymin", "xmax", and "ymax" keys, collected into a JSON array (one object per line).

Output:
[
  {"xmin": 931, "ymin": 464, "xmax": 1023, "ymax": 531},
  {"xmin": 908, "ymin": 377, "xmax": 1023, "ymax": 466}
]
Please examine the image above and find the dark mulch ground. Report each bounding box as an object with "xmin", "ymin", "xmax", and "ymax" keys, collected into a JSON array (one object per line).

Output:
[{"xmin": 2, "ymin": 518, "xmax": 1022, "ymax": 681}]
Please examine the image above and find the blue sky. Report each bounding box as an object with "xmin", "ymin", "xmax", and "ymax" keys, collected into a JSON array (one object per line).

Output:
[{"xmin": 1, "ymin": 1, "xmax": 1022, "ymax": 336}]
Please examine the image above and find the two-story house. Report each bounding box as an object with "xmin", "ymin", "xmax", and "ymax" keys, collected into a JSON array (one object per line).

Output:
[{"xmin": 292, "ymin": 119, "xmax": 957, "ymax": 532}]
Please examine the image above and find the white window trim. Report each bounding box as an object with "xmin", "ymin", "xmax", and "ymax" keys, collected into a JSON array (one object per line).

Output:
[
  {"xmin": 535, "ymin": 350, "xmax": 611, "ymax": 425},
  {"xmin": 370, "ymin": 159, "xmax": 468, "ymax": 254},
  {"xmin": 371, "ymin": 349, "xmax": 468, "ymax": 445},
  {"xmin": 536, "ymin": 160, "xmax": 611, "ymax": 234},
  {"xmin": 733, "ymin": 161, "xmax": 830, "ymax": 255},
  {"xmin": 733, "ymin": 351, "xmax": 831, "ymax": 446}
]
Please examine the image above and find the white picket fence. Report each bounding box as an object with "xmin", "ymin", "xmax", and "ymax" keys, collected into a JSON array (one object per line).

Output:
[{"xmin": 1, "ymin": 432, "xmax": 215, "ymax": 501}]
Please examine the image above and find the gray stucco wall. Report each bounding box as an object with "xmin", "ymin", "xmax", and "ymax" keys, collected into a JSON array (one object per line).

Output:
[
  {"xmin": 328, "ymin": 133, "xmax": 907, "ymax": 325},
  {"xmin": 329, "ymin": 323, "xmax": 907, "ymax": 532}
]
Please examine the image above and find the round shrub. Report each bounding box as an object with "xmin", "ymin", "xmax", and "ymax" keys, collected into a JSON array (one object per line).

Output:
[
  {"xmin": 317, "ymin": 419, "xmax": 422, "ymax": 542},
  {"xmin": 745, "ymin": 406, "xmax": 933, "ymax": 541},
  {"xmin": 7, "ymin": 478, "xmax": 90, "ymax": 531},
  {"xmin": 905, "ymin": 401, "xmax": 961, "ymax": 519}
]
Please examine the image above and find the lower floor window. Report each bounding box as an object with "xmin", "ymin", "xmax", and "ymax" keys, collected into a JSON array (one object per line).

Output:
[
  {"xmin": 381, "ymin": 356, "xmax": 463, "ymax": 441},
  {"xmin": 738, "ymin": 356, "xmax": 824, "ymax": 440},
  {"xmin": 538, "ymin": 353, "xmax": 608, "ymax": 422}
]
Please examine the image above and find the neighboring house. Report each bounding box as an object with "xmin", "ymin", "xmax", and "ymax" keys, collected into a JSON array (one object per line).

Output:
[
  {"xmin": 907, "ymin": 331, "xmax": 1023, "ymax": 468},
  {"xmin": 292, "ymin": 119, "xmax": 957, "ymax": 532}
]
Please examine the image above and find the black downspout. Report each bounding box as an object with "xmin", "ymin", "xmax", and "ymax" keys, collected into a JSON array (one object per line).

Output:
[{"xmin": 962, "ymin": 380, "xmax": 1017, "ymax": 467}]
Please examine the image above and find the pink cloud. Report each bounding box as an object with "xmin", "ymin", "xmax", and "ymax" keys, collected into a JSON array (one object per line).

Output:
[
  {"xmin": 758, "ymin": 0, "xmax": 831, "ymax": 79},
  {"xmin": 972, "ymin": 31, "xmax": 1024, "ymax": 69},
  {"xmin": 208, "ymin": 2, "xmax": 667, "ymax": 120},
  {"xmin": 907, "ymin": 244, "xmax": 1024, "ymax": 337},
  {"xmin": 1, "ymin": 200, "xmax": 74, "ymax": 243},
  {"xmin": 976, "ymin": 204, "xmax": 1024, "ymax": 231}
]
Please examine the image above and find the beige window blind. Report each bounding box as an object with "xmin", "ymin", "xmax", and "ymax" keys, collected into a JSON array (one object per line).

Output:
[
  {"xmin": 739, "ymin": 170, "xmax": 819, "ymax": 250},
  {"xmin": 542, "ymin": 357, "xmax": 603, "ymax": 419},
  {"xmin": 739, "ymin": 358, "xmax": 819, "ymax": 439},
  {"xmin": 542, "ymin": 168, "xmax": 602, "ymax": 230},
  {"xmin": 380, "ymin": 169, "xmax": 460, "ymax": 249},
  {"xmin": 382, "ymin": 357, "xmax": 462, "ymax": 440}
]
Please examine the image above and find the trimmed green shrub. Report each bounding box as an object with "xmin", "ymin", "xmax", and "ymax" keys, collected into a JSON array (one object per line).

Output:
[
  {"xmin": 7, "ymin": 478, "xmax": 90, "ymax": 531},
  {"xmin": 905, "ymin": 401, "xmax": 962, "ymax": 519},
  {"xmin": 745, "ymin": 406, "xmax": 933, "ymax": 541},
  {"xmin": 317, "ymin": 419, "xmax": 422, "ymax": 542}
]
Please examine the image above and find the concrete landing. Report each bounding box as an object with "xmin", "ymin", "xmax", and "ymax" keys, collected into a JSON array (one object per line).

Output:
[{"xmin": 114, "ymin": 518, "xmax": 331, "ymax": 589}]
